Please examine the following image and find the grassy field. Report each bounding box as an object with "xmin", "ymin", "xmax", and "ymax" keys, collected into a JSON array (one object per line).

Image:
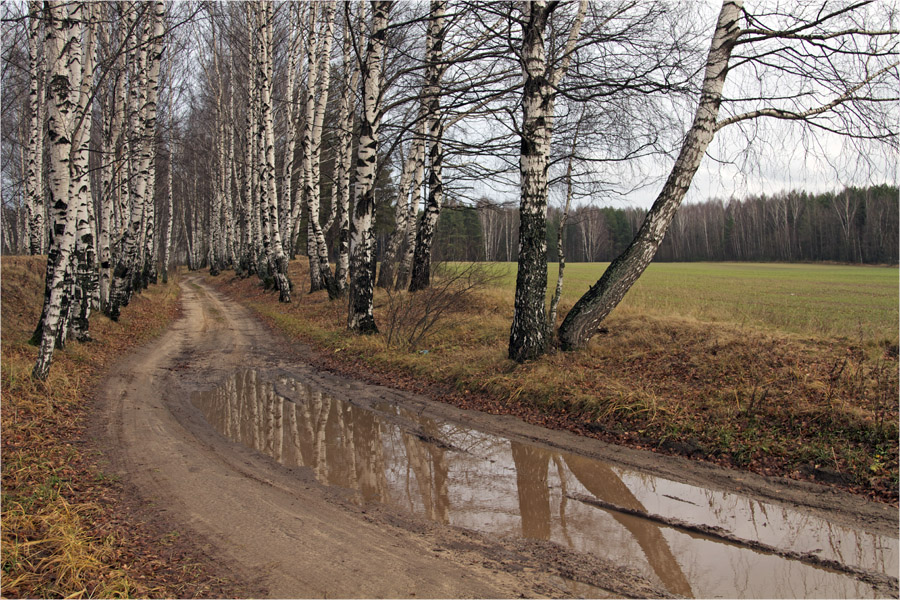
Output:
[
  {"xmin": 488, "ymin": 262, "xmax": 899, "ymax": 345},
  {"xmin": 209, "ymin": 259, "xmax": 899, "ymax": 503}
]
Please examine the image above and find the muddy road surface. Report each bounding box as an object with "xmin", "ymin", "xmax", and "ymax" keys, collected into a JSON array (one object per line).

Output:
[{"xmin": 95, "ymin": 275, "xmax": 898, "ymax": 598}]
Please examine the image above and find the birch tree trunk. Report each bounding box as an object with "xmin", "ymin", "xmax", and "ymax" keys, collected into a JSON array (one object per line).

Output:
[
  {"xmin": 223, "ymin": 86, "xmax": 238, "ymax": 268},
  {"xmin": 239, "ymin": 2, "xmax": 259, "ymax": 277},
  {"xmin": 292, "ymin": 3, "xmax": 322, "ymax": 264},
  {"xmin": 141, "ymin": 20, "xmax": 163, "ymax": 290},
  {"xmin": 301, "ymin": 2, "xmax": 322, "ymax": 291},
  {"xmin": 208, "ymin": 7, "xmax": 225, "ymax": 276},
  {"xmin": 18, "ymin": 142, "xmax": 28, "ymax": 254},
  {"xmin": 25, "ymin": 0, "xmax": 46, "ymax": 256},
  {"xmin": 376, "ymin": 127, "xmax": 421, "ymax": 289},
  {"xmin": 114, "ymin": 6, "xmax": 146, "ymax": 306},
  {"xmin": 98, "ymin": 3, "xmax": 122, "ymax": 311},
  {"xmin": 557, "ymin": 0, "xmax": 742, "ymax": 350},
  {"xmin": 547, "ymin": 148, "xmax": 576, "ymax": 334},
  {"xmin": 280, "ymin": 2, "xmax": 304, "ymax": 256},
  {"xmin": 348, "ymin": 0, "xmax": 391, "ymax": 334},
  {"xmin": 253, "ymin": 2, "xmax": 270, "ymax": 282},
  {"xmin": 334, "ymin": 7, "xmax": 361, "ymax": 295},
  {"xmin": 162, "ymin": 131, "xmax": 174, "ymax": 283},
  {"xmin": 1, "ymin": 208, "xmax": 12, "ymax": 254},
  {"xmin": 408, "ymin": 0, "xmax": 447, "ymax": 293},
  {"xmin": 112, "ymin": 1, "xmax": 133, "ymax": 253},
  {"xmin": 33, "ymin": 0, "xmax": 82, "ymax": 380},
  {"xmin": 69, "ymin": 1, "xmax": 99, "ymax": 342},
  {"xmin": 257, "ymin": 1, "xmax": 292, "ymax": 302},
  {"xmin": 508, "ymin": 0, "xmax": 586, "ymax": 362},
  {"xmin": 304, "ymin": 2, "xmax": 340, "ymax": 297},
  {"xmin": 394, "ymin": 127, "xmax": 426, "ymax": 291},
  {"xmin": 250, "ymin": 5, "xmax": 263, "ymax": 276},
  {"xmin": 107, "ymin": 1, "xmax": 166, "ymax": 320},
  {"xmin": 507, "ymin": 1, "xmax": 555, "ymax": 362}
]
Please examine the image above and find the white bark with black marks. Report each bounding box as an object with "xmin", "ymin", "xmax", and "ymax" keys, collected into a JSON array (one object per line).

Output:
[
  {"xmin": 408, "ymin": 0, "xmax": 447, "ymax": 293},
  {"xmin": 301, "ymin": 3, "xmax": 321, "ymax": 290},
  {"xmin": 109, "ymin": 5, "xmax": 147, "ymax": 311},
  {"xmin": 25, "ymin": 1, "xmax": 46, "ymax": 256},
  {"xmin": 280, "ymin": 2, "xmax": 305, "ymax": 256},
  {"xmin": 558, "ymin": 0, "xmax": 743, "ymax": 351},
  {"xmin": 547, "ymin": 138, "xmax": 577, "ymax": 335},
  {"xmin": 98, "ymin": 2, "xmax": 123, "ymax": 310},
  {"xmin": 70, "ymin": 2, "xmax": 99, "ymax": 342},
  {"xmin": 207, "ymin": 6, "xmax": 225, "ymax": 275},
  {"xmin": 257, "ymin": 1, "xmax": 292, "ymax": 302},
  {"xmin": 141, "ymin": 9, "xmax": 163, "ymax": 289},
  {"xmin": 334, "ymin": 7, "xmax": 361, "ymax": 295},
  {"xmin": 377, "ymin": 121, "xmax": 424, "ymax": 290},
  {"xmin": 508, "ymin": 0, "xmax": 586, "ymax": 362},
  {"xmin": 304, "ymin": 2, "xmax": 339, "ymax": 297},
  {"xmin": 162, "ymin": 133, "xmax": 174, "ymax": 283},
  {"xmin": 507, "ymin": 1, "xmax": 554, "ymax": 362},
  {"xmin": 33, "ymin": 1, "xmax": 83, "ymax": 380},
  {"xmin": 394, "ymin": 123, "xmax": 426, "ymax": 291},
  {"xmin": 239, "ymin": 2, "xmax": 259, "ymax": 276},
  {"xmin": 349, "ymin": 0, "xmax": 391, "ymax": 334},
  {"xmin": 107, "ymin": 1, "xmax": 165, "ymax": 319},
  {"xmin": 223, "ymin": 83, "xmax": 238, "ymax": 269}
]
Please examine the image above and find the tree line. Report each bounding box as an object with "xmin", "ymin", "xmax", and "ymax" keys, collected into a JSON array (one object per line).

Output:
[
  {"xmin": 1, "ymin": 0, "xmax": 896, "ymax": 378},
  {"xmin": 457, "ymin": 184, "xmax": 898, "ymax": 265}
]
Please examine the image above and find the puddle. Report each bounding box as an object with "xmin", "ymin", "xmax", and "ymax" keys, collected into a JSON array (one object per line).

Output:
[{"xmin": 192, "ymin": 370, "xmax": 899, "ymax": 599}]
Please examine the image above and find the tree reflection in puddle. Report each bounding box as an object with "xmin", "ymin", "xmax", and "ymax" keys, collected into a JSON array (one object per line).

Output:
[{"xmin": 192, "ymin": 369, "xmax": 897, "ymax": 599}]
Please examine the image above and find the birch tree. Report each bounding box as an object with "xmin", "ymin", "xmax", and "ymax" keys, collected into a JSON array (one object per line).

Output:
[
  {"xmin": 256, "ymin": 1, "xmax": 291, "ymax": 302},
  {"xmin": 303, "ymin": 1, "xmax": 340, "ymax": 297},
  {"xmin": 107, "ymin": 1, "xmax": 166, "ymax": 321},
  {"xmin": 24, "ymin": 0, "xmax": 45, "ymax": 256},
  {"xmin": 280, "ymin": 1, "xmax": 304, "ymax": 258},
  {"xmin": 206, "ymin": 5, "xmax": 225, "ymax": 276},
  {"xmin": 408, "ymin": 0, "xmax": 448, "ymax": 293},
  {"xmin": 508, "ymin": 0, "xmax": 586, "ymax": 362},
  {"xmin": 68, "ymin": 1, "xmax": 99, "ymax": 342},
  {"xmin": 302, "ymin": 2, "xmax": 324, "ymax": 290},
  {"xmin": 547, "ymin": 124, "xmax": 580, "ymax": 334},
  {"xmin": 162, "ymin": 129, "xmax": 175, "ymax": 283},
  {"xmin": 238, "ymin": 1, "xmax": 259, "ymax": 277},
  {"xmin": 393, "ymin": 130, "xmax": 426, "ymax": 290},
  {"xmin": 558, "ymin": 0, "xmax": 898, "ymax": 351},
  {"xmin": 377, "ymin": 118, "xmax": 425, "ymax": 289},
  {"xmin": 33, "ymin": 0, "xmax": 86, "ymax": 379},
  {"xmin": 333, "ymin": 5, "xmax": 362, "ymax": 295},
  {"xmin": 96, "ymin": 2, "xmax": 124, "ymax": 310},
  {"xmin": 348, "ymin": 0, "xmax": 392, "ymax": 333}
]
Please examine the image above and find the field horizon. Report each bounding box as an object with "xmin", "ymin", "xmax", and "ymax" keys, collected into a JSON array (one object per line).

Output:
[{"xmin": 450, "ymin": 260, "xmax": 899, "ymax": 346}]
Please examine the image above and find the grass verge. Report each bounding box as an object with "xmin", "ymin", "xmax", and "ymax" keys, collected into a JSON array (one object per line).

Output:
[
  {"xmin": 1, "ymin": 257, "xmax": 225, "ymax": 598},
  {"xmin": 208, "ymin": 259, "xmax": 898, "ymax": 505}
]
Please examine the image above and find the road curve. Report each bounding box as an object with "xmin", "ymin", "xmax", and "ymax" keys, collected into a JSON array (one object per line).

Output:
[{"xmin": 94, "ymin": 274, "xmax": 658, "ymax": 598}]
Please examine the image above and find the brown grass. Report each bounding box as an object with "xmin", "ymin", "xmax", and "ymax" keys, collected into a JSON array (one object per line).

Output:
[
  {"xmin": 1, "ymin": 256, "xmax": 223, "ymax": 598},
  {"xmin": 208, "ymin": 259, "xmax": 899, "ymax": 504}
]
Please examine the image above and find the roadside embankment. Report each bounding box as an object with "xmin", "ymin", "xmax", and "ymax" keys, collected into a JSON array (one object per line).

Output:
[
  {"xmin": 1, "ymin": 257, "xmax": 226, "ymax": 598},
  {"xmin": 207, "ymin": 259, "xmax": 899, "ymax": 505}
]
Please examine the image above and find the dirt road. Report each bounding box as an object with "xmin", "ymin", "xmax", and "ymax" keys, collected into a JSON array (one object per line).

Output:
[{"xmin": 95, "ymin": 275, "xmax": 897, "ymax": 598}]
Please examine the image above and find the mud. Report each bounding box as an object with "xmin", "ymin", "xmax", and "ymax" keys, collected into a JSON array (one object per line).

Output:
[{"xmin": 94, "ymin": 274, "xmax": 899, "ymax": 598}]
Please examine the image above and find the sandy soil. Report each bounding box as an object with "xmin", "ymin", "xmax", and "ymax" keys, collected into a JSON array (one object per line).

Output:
[{"xmin": 92, "ymin": 274, "xmax": 897, "ymax": 598}]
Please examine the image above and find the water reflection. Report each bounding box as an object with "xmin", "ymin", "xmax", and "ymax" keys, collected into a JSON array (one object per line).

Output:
[{"xmin": 192, "ymin": 370, "xmax": 898, "ymax": 599}]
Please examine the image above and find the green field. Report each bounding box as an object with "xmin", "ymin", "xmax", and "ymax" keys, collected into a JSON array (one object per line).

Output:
[{"xmin": 481, "ymin": 262, "xmax": 899, "ymax": 344}]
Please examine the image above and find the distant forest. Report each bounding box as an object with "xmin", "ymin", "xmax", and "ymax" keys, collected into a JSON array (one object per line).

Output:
[{"xmin": 424, "ymin": 185, "xmax": 899, "ymax": 265}]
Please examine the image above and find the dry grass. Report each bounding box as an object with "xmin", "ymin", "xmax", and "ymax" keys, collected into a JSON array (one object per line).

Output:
[
  {"xmin": 208, "ymin": 259, "xmax": 899, "ymax": 503},
  {"xmin": 0, "ymin": 256, "xmax": 204, "ymax": 598}
]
